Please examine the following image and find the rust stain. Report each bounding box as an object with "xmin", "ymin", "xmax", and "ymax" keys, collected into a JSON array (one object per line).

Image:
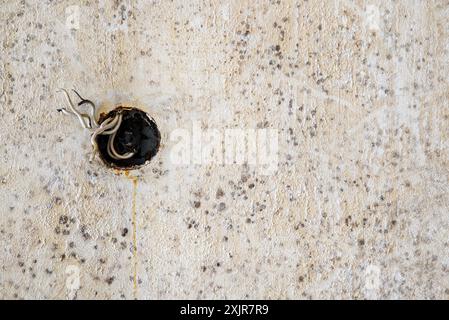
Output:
[
  {"xmin": 131, "ymin": 175, "xmax": 138, "ymax": 299},
  {"xmin": 118, "ymin": 170, "xmax": 139, "ymax": 299}
]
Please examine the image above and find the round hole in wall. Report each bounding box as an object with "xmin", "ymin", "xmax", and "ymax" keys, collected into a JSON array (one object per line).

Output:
[{"xmin": 96, "ymin": 106, "xmax": 161, "ymax": 170}]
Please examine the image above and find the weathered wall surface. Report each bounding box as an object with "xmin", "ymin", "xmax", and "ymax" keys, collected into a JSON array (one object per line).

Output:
[{"xmin": 0, "ymin": 0, "xmax": 448, "ymax": 299}]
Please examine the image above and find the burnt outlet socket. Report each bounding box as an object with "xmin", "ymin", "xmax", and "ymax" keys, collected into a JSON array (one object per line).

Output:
[{"xmin": 96, "ymin": 106, "xmax": 161, "ymax": 170}]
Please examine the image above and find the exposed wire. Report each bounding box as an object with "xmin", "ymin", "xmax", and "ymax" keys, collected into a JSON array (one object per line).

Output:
[{"xmin": 57, "ymin": 89, "xmax": 135, "ymax": 162}]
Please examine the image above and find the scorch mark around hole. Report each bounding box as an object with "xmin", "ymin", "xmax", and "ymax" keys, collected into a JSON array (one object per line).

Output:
[{"xmin": 97, "ymin": 106, "xmax": 161, "ymax": 170}]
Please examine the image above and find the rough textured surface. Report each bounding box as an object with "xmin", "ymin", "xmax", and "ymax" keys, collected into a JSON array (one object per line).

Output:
[{"xmin": 1, "ymin": 0, "xmax": 448, "ymax": 300}]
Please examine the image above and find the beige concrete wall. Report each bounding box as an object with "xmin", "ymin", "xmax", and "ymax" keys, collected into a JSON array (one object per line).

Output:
[{"xmin": 0, "ymin": 0, "xmax": 448, "ymax": 299}]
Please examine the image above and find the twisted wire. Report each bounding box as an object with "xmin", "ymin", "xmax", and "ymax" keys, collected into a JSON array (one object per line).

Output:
[{"xmin": 57, "ymin": 89, "xmax": 135, "ymax": 162}]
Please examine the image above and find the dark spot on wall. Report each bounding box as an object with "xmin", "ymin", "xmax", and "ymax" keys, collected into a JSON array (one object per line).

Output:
[
  {"xmin": 216, "ymin": 188, "xmax": 225, "ymax": 199},
  {"xmin": 106, "ymin": 276, "xmax": 115, "ymax": 285}
]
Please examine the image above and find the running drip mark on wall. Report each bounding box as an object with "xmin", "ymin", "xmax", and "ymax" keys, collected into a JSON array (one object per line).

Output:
[
  {"xmin": 113, "ymin": 169, "xmax": 139, "ymax": 299},
  {"xmin": 131, "ymin": 175, "xmax": 138, "ymax": 299},
  {"xmin": 122, "ymin": 170, "xmax": 139, "ymax": 299}
]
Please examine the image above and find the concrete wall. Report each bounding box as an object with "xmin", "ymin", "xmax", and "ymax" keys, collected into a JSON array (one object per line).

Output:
[{"xmin": 1, "ymin": 0, "xmax": 448, "ymax": 299}]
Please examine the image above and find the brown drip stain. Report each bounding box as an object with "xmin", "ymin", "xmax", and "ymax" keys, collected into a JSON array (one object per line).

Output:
[
  {"xmin": 117, "ymin": 170, "xmax": 139, "ymax": 299},
  {"xmin": 131, "ymin": 176, "xmax": 138, "ymax": 299}
]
